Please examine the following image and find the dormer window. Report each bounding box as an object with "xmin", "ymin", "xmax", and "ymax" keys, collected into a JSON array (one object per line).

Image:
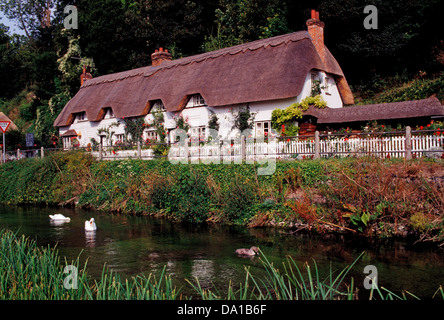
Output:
[
  {"xmin": 104, "ymin": 108, "xmax": 114, "ymax": 119},
  {"xmin": 311, "ymin": 73, "xmax": 318, "ymax": 82},
  {"xmin": 75, "ymin": 112, "xmax": 87, "ymax": 122},
  {"xmin": 151, "ymin": 100, "xmax": 165, "ymax": 113},
  {"xmin": 186, "ymin": 94, "xmax": 206, "ymax": 108},
  {"xmin": 323, "ymin": 77, "xmax": 331, "ymax": 95}
]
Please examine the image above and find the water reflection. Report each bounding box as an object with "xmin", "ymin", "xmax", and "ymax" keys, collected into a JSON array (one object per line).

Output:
[
  {"xmin": 85, "ymin": 230, "xmax": 96, "ymax": 247},
  {"xmin": 49, "ymin": 219, "xmax": 70, "ymax": 227},
  {"xmin": 191, "ymin": 260, "xmax": 215, "ymax": 287}
]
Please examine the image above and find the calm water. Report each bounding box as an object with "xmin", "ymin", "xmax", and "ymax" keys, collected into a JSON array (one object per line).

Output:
[{"xmin": 1, "ymin": 204, "xmax": 444, "ymax": 299}]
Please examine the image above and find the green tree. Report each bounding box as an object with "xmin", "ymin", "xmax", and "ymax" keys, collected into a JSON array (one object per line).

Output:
[
  {"xmin": 0, "ymin": 24, "xmax": 29, "ymax": 98},
  {"xmin": 0, "ymin": 0, "xmax": 54, "ymax": 40},
  {"xmin": 318, "ymin": 0, "xmax": 444, "ymax": 83}
]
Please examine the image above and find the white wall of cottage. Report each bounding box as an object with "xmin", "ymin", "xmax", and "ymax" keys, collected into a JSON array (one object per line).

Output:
[{"xmin": 58, "ymin": 69, "xmax": 343, "ymax": 148}]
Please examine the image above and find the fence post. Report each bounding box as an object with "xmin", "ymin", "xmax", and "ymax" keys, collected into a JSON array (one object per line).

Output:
[
  {"xmin": 17, "ymin": 148, "xmax": 20, "ymax": 160},
  {"xmin": 314, "ymin": 131, "xmax": 320, "ymax": 159},
  {"xmin": 241, "ymin": 135, "xmax": 246, "ymax": 162},
  {"xmin": 405, "ymin": 126, "xmax": 412, "ymax": 160},
  {"xmin": 220, "ymin": 140, "xmax": 223, "ymax": 164},
  {"xmin": 40, "ymin": 146, "xmax": 44, "ymax": 158},
  {"xmin": 137, "ymin": 140, "xmax": 141, "ymax": 159},
  {"xmin": 185, "ymin": 138, "xmax": 190, "ymax": 163},
  {"xmin": 99, "ymin": 141, "xmax": 103, "ymax": 161}
]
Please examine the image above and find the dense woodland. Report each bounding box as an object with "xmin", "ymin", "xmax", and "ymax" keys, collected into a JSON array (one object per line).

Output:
[{"xmin": 0, "ymin": 0, "xmax": 443, "ymax": 149}]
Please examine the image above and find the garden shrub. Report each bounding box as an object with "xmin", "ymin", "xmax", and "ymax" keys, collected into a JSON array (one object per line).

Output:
[
  {"xmin": 168, "ymin": 169, "xmax": 212, "ymax": 223},
  {"xmin": 223, "ymin": 174, "xmax": 258, "ymax": 224}
]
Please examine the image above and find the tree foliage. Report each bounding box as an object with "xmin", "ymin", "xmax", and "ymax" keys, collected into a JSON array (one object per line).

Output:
[{"xmin": 0, "ymin": 0, "xmax": 442, "ymax": 148}]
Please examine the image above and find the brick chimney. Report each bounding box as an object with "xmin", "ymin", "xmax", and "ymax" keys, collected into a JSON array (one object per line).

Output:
[
  {"xmin": 306, "ymin": 10, "xmax": 326, "ymax": 65},
  {"xmin": 80, "ymin": 65, "xmax": 93, "ymax": 86},
  {"xmin": 151, "ymin": 47, "xmax": 172, "ymax": 67}
]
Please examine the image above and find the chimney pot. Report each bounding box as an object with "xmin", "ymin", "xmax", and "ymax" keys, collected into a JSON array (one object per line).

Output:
[
  {"xmin": 80, "ymin": 65, "xmax": 93, "ymax": 86},
  {"xmin": 151, "ymin": 47, "xmax": 172, "ymax": 67},
  {"xmin": 311, "ymin": 9, "xmax": 316, "ymax": 19},
  {"xmin": 315, "ymin": 11, "xmax": 320, "ymax": 20}
]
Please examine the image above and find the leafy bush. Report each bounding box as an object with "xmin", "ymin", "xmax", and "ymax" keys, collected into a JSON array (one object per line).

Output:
[
  {"xmin": 223, "ymin": 175, "xmax": 258, "ymax": 224},
  {"xmin": 168, "ymin": 169, "xmax": 212, "ymax": 223}
]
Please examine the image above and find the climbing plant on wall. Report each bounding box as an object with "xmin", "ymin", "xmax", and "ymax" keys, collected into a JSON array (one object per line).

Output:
[
  {"xmin": 271, "ymin": 95, "xmax": 327, "ymax": 136},
  {"xmin": 122, "ymin": 117, "xmax": 147, "ymax": 144},
  {"xmin": 231, "ymin": 105, "xmax": 256, "ymax": 132}
]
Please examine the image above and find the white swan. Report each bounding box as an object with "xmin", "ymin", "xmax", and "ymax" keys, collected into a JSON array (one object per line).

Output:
[
  {"xmin": 85, "ymin": 218, "xmax": 97, "ymax": 231},
  {"xmin": 49, "ymin": 214, "xmax": 71, "ymax": 222},
  {"xmin": 235, "ymin": 246, "xmax": 260, "ymax": 256}
]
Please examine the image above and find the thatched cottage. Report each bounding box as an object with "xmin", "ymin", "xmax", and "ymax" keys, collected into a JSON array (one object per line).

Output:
[{"xmin": 54, "ymin": 10, "xmax": 443, "ymax": 148}]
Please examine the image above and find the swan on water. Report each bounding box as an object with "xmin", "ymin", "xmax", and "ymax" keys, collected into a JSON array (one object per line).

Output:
[
  {"xmin": 49, "ymin": 214, "xmax": 70, "ymax": 221},
  {"xmin": 235, "ymin": 246, "xmax": 259, "ymax": 256},
  {"xmin": 85, "ymin": 218, "xmax": 97, "ymax": 231}
]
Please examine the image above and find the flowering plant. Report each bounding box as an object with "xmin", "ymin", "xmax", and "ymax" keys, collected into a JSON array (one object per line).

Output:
[
  {"xmin": 174, "ymin": 114, "xmax": 190, "ymax": 133},
  {"xmin": 70, "ymin": 137, "xmax": 80, "ymax": 148}
]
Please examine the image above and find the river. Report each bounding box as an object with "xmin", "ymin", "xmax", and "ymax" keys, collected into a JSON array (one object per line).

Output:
[{"xmin": 1, "ymin": 204, "xmax": 444, "ymax": 299}]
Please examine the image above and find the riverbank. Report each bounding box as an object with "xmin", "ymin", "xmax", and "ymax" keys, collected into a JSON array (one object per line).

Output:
[{"xmin": 0, "ymin": 151, "xmax": 442, "ymax": 245}]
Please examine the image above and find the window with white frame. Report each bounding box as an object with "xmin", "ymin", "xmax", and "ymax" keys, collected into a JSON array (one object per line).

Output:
[
  {"xmin": 190, "ymin": 126, "xmax": 206, "ymax": 141},
  {"xmin": 186, "ymin": 94, "xmax": 206, "ymax": 108},
  {"xmin": 145, "ymin": 130, "xmax": 158, "ymax": 142},
  {"xmin": 151, "ymin": 100, "xmax": 165, "ymax": 112},
  {"xmin": 62, "ymin": 137, "xmax": 72, "ymax": 149},
  {"xmin": 74, "ymin": 112, "xmax": 87, "ymax": 123},
  {"xmin": 311, "ymin": 73, "xmax": 318, "ymax": 83},
  {"xmin": 323, "ymin": 76, "xmax": 331, "ymax": 94},
  {"xmin": 114, "ymin": 134, "xmax": 125, "ymax": 144},
  {"xmin": 104, "ymin": 108, "xmax": 114, "ymax": 119},
  {"xmin": 255, "ymin": 121, "xmax": 271, "ymax": 137}
]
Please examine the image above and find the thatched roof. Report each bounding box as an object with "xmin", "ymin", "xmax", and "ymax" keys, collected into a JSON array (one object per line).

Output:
[
  {"xmin": 54, "ymin": 31, "xmax": 353, "ymax": 127},
  {"xmin": 0, "ymin": 112, "xmax": 18, "ymax": 131},
  {"xmin": 304, "ymin": 96, "xmax": 444, "ymax": 124}
]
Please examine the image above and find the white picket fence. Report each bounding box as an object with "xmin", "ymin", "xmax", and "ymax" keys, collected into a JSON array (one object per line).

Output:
[
  {"xmin": 3, "ymin": 131, "xmax": 441, "ymax": 163},
  {"xmin": 43, "ymin": 129, "xmax": 440, "ymax": 162},
  {"xmin": 166, "ymin": 132, "xmax": 443, "ymax": 162}
]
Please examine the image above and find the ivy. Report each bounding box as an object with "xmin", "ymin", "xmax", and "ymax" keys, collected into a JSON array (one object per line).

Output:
[
  {"xmin": 174, "ymin": 114, "xmax": 190, "ymax": 133},
  {"xmin": 208, "ymin": 113, "xmax": 220, "ymax": 131},
  {"xmin": 231, "ymin": 105, "xmax": 256, "ymax": 132},
  {"xmin": 271, "ymin": 95, "xmax": 327, "ymax": 136},
  {"xmin": 122, "ymin": 117, "xmax": 146, "ymax": 144}
]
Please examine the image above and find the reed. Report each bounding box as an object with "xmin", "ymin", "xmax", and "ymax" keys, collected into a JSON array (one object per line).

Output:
[
  {"xmin": 187, "ymin": 249, "xmax": 361, "ymax": 300},
  {"xmin": 0, "ymin": 229, "xmax": 180, "ymax": 300},
  {"xmin": 1, "ymin": 229, "xmax": 442, "ymax": 300}
]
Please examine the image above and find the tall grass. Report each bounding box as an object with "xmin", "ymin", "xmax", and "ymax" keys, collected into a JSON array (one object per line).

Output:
[
  {"xmin": 0, "ymin": 229, "xmax": 180, "ymax": 300},
  {"xmin": 0, "ymin": 229, "xmax": 442, "ymax": 300},
  {"xmin": 187, "ymin": 250, "xmax": 361, "ymax": 300}
]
